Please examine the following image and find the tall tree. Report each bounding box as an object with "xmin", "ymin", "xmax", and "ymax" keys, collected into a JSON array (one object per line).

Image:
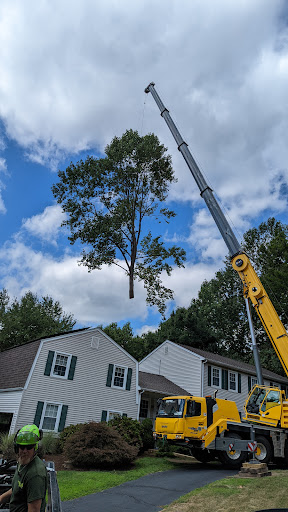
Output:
[
  {"xmin": 0, "ymin": 290, "xmax": 76, "ymax": 351},
  {"xmin": 52, "ymin": 129, "xmax": 186, "ymax": 315}
]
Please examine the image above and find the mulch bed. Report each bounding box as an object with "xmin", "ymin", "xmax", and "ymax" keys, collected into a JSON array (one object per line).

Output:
[{"xmin": 44, "ymin": 454, "xmax": 67, "ymax": 471}]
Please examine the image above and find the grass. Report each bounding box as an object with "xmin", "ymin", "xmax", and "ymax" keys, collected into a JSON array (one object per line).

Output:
[
  {"xmin": 164, "ymin": 469, "xmax": 288, "ymax": 512},
  {"xmin": 57, "ymin": 457, "xmax": 176, "ymax": 501}
]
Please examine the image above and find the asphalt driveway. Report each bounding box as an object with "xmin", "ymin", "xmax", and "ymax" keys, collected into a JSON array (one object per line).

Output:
[{"xmin": 62, "ymin": 462, "xmax": 237, "ymax": 512}]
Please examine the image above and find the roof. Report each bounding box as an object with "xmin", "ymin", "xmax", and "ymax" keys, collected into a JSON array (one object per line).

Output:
[
  {"xmin": 179, "ymin": 344, "xmax": 288, "ymax": 384},
  {"xmin": 139, "ymin": 371, "xmax": 189, "ymax": 395},
  {"xmin": 0, "ymin": 340, "xmax": 41, "ymax": 389}
]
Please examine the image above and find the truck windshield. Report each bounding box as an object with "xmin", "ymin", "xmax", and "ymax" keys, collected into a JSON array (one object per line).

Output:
[{"xmin": 157, "ymin": 399, "xmax": 185, "ymax": 418}]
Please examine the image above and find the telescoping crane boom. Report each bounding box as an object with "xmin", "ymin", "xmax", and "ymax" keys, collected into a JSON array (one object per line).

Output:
[{"xmin": 145, "ymin": 82, "xmax": 288, "ymax": 378}]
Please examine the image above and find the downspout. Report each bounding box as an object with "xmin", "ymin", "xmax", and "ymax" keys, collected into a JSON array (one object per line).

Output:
[{"xmin": 201, "ymin": 359, "xmax": 207, "ymax": 397}]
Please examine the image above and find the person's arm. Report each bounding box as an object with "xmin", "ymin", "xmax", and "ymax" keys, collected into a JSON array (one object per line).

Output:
[
  {"xmin": 0, "ymin": 488, "xmax": 12, "ymax": 504},
  {"xmin": 28, "ymin": 499, "xmax": 42, "ymax": 512}
]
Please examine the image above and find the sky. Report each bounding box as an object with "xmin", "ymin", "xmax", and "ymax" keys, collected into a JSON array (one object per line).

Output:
[{"xmin": 0, "ymin": 0, "xmax": 288, "ymax": 336}]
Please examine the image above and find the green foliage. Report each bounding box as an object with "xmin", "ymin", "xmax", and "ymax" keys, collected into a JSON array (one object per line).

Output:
[
  {"xmin": 155, "ymin": 437, "xmax": 175, "ymax": 457},
  {"xmin": 139, "ymin": 418, "xmax": 154, "ymax": 451},
  {"xmin": 38, "ymin": 431, "xmax": 59, "ymax": 457},
  {"xmin": 108, "ymin": 416, "xmax": 142, "ymax": 451},
  {"xmin": 64, "ymin": 421, "xmax": 138, "ymax": 469},
  {"xmin": 0, "ymin": 433, "xmax": 15, "ymax": 461},
  {"xmin": 0, "ymin": 290, "xmax": 76, "ymax": 351},
  {"xmin": 52, "ymin": 129, "xmax": 186, "ymax": 315},
  {"xmin": 58, "ymin": 423, "xmax": 84, "ymax": 453}
]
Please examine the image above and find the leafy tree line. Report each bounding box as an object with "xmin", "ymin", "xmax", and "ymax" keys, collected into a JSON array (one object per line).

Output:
[
  {"xmin": 0, "ymin": 290, "xmax": 75, "ymax": 351},
  {"xmin": 103, "ymin": 218, "xmax": 288, "ymax": 375}
]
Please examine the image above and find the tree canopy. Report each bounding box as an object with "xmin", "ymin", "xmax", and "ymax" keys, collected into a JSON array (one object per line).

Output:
[
  {"xmin": 0, "ymin": 290, "xmax": 76, "ymax": 351},
  {"xmin": 52, "ymin": 129, "xmax": 186, "ymax": 315}
]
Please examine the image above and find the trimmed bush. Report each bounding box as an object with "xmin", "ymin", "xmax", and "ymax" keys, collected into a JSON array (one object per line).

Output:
[
  {"xmin": 38, "ymin": 431, "xmax": 59, "ymax": 457},
  {"xmin": 64, "ymin": 421, "xmax": 138, "ymax": 469},
  {"xmin": 139, "ymin": 418, "xmax": 154, "ymax": 452},
  {"xmin": 108, "ymin": 416, "xmax": 143, "ymax": 451}
]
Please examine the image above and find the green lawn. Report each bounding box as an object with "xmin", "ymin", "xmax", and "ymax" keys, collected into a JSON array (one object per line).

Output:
[{"xmin": 57, "ymin": 457, "xmax": 176, "ymax": 501}]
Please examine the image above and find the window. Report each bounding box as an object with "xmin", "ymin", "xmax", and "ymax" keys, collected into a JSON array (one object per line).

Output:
[
  {"xmin": 212, "ymin": 367, "xmax": 220, "ymax": 387},
  {"xmin": 251, "ymin": 377, "xmax": 257, "ymax": 388},
  {"xmin": 41, "ymin": 402, "xmax": 61, "ymax": 431},
  {"xmin": 229, "ymin": 371, "xmax": 237, "ymax": 392},
  {"xmin": 53, "ymin": 353, "xmax": 71, "ymax": 378},
  {"xmin": 139, "ymin": 399, "xmax": 149, "ymax": 418},
  {"xmin": 107, "ymin": 410, "xmax": 122, "ymax": 421},
  {"xmin": 112, "ymin": 366, "xmax": 127, "ymax": 388}
]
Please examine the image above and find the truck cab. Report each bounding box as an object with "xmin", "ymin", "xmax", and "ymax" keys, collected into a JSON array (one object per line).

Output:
[{"xmin": 243, "ymin": 385, "xmax": 286, "ymax": 428}]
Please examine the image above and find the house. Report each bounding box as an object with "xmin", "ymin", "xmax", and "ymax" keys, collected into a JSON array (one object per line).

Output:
[
  {"xmin": 139, "ymin": 340, "xmax": 288, "ymax": 421},
  {"xmin": 0, "ymin": 328, "xmax": 139, "ymax": 434}
]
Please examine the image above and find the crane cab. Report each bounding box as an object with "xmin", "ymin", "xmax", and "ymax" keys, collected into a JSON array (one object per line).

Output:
[{"xmin": 243, "ymin": 385, "xmax": 285, "ymax": 427}]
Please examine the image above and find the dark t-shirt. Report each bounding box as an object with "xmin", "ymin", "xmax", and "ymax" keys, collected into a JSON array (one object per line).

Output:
[{"xmin": 9, "ymin": 456, "xmax": 47, "ymax": 512}]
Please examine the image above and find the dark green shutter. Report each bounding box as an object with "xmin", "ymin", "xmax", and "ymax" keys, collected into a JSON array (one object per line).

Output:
[
  {"xmin": 106, "ymin": 364, "xmax": 114, "ymax": 387},
  {"xmin": 248, "ymin": 376, "xmax": 251, "ymax": 392},
  {"xmin": 68, "ymin": 356, "xmax": 77, "ymax": 380},
  {"xmin": 44, "ymin": 351, "xmax": 55, "ymax": 376},
  {"xmin": 34, "ymin": 401, "xmax": 44, "ymax": 427},
  {"xmin": 122, "ymin": 413, "xmax": 127, "ymax": 417},
  {"xmin": 208, "ymin": 365, "xmax": 211, "ymax": 386},
  {"xmin": 58, "ymin": 405, "xmax": 68, "ymax": 432},
  {"xmin": 270, "ymin": 382, "xmax": 273, "ymax": 387},
  {"xmin": 222, "ymin": 369, "xmax": 228, "ymax": 390},
  {"xmin": 126, "ymin": 368, "xmax": 132, "ymax": 390},
  {"xmin": 101, "ymin": 410, "xmax": 107, "ymax": 422},
  {"xmin": 238, "ymin": 374, "xmax": 241, "ymax": 393}
]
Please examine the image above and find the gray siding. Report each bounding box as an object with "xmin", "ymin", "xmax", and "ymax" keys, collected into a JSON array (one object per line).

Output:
[
  {"xmin": 0, "ymin": 390, "xmax": 23, "ymax": 433},
  {"xmin": 15, "ymin": 329, "xmax": 138, "ymax": 432},
  {"xmin": 139, "ymin": 341, "xmax": 203, "ymax": 396}
]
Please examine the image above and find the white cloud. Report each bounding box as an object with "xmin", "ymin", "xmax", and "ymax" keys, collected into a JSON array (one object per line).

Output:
[
  {"xmin": 135, "ymin": 324, "xmax": 159, "ymax": 336},
  {"xmin": 22, "ymin": 204, "xmax": 66, "ymax": 245},
  {"xmin": 0, "ymin": 240, "xmax": 149, "ymax": 325}
]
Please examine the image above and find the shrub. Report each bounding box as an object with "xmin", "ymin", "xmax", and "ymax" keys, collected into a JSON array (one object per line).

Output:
[
  {"xmin": 64, "ymin": 421, "xmax": 138, "ymax": 469},
  {"xmin": 108, "ymin": 416, "xmax": 143, "ymax": 451},
  {"xmin": 38, "ymin": 431, "xmax": 59, "ymax": 457},
  {"xmin": 139, "ymin": 418, "xmax": 154, "ymax": 452},
  {"xmin": 0, "ymin": 433, "xmax": 15, "ymax": 461},
  {"xmin": 58, "ymin": 423, "xmax": 84, "ymax": 453},
  {"xmin": 155, "ymin": 437, "xmax": 175, "ymax": 457}
]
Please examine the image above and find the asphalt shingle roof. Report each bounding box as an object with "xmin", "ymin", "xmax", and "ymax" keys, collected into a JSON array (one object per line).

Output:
[
  {"xmin": 0, "ymin": 340, "xmax": 41, "ymax": 389},
  {"xmin": 139, "ymin": 371, "xmax": 189, "ymax": 395},
  {"xmin": 179, "ymin": 344, "xmax": 288, "ymax": 384}
]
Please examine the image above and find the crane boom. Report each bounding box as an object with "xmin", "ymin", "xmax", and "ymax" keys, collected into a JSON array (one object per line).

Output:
[{"xmin": 145, "ymin": 82, "xmax": 288, "ymax": 378}]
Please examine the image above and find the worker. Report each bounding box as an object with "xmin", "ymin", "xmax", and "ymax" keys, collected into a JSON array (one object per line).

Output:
[{"xmin": 0, "ymin": 424, "xmax": 47, "ymax": 512}]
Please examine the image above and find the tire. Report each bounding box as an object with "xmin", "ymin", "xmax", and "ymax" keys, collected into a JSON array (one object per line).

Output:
[
  {"xmin": 191, "ymin": 448, "xmax": 215, "ymax": 464},
  {"xmin": 254, "ymin": 436, "xmax": 273, "ymax": 464},
  {"xmin": 218, "ymin": 433, "xmax": 247, "ymax": 469}
]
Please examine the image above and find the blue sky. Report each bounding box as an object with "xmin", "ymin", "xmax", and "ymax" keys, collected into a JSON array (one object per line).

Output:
[{"xmin": 0, "ymin": 0, "xmax": 288, "ymax": 336}]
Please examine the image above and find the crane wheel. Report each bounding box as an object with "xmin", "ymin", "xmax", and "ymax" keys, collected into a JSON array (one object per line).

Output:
[
  {"xmin": 254, "ymin": 436, "xmax": 272, "ymax": 464},
  {"xmin": 218, "ymin": 433, "xmax": 247, "ymax": 469}
]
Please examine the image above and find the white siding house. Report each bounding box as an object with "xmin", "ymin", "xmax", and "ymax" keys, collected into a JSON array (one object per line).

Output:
[
  {"xmin": 0, "ymin": 328, "xmax": 139, "ymax": 434},
  {"xmin": 139, "ymin": 340, "xmax": 288, "ymax": 418}
]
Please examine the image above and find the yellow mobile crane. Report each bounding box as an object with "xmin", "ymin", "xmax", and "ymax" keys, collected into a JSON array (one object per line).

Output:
[{"xmin": 145, "ymin": 82, "xmax": 288, "ymax": 467}]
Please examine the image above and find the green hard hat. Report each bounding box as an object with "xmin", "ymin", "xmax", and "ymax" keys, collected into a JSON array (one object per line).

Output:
[{"xmin": 16, "ymin": 424, "xmax": 41, "ymax": 447}]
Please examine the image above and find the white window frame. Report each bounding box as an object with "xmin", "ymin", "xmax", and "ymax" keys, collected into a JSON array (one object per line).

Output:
[
  {"xmin": 51, "ymin": 352, "xmax": 72, "ymax": 380},
  {"xmin": 228, "ymin": 371, "xmax": 238, "ymax": 393},
  {"xmin": 39, "ymin": 401, "xmax": 63, "ymax": 432},
  {"xmin": 107, "ymin": 410, "xmax": 123, "ymax": 421},
  {"xmin": 251, "ymin": 377, "xmax": 258, "ymax": 388},
  {"xmin": 211, "ymin": 366, "xmax": 221, "ymax": 389},
  {"xmin": 111, "ymin": 365, "xmax": 128, "ymax": 389}
]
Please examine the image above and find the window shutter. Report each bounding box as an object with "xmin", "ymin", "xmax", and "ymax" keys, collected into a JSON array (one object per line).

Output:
[
  {"xmin": 101, "ymin": 410, "xmax": 107, "ymax": 422},
  {"xmin": 126, "ymin": 368, "xmax": 132, "ymax": 390},
  {"xmin": 238, "ymin": 374, "xmax": 241, "ymax": 394},
  {"xmin": 106, "ymin": 364, "xmax": 114, "ymax": 387},
  {"xmin": 122, "ymin": 413, "xmax": 127, "ymax": 417},
  {"xmin": 222, "ymin": 369, "xmax": 228, "ymax": 390},
  {"xmin": 68, "ymin": 356, "xmax": 77, "ymax": 380},
  {"xmin": 34, "ymin": 401, "xmax": 44, "ymax": 427},
  {"xmin": 44, "ymin": 351, "xmax": 55, "ymax": 376},
  {"xmin": 248, "ymin": 376, "xmax": 251, "ymax": 392},
  {"xmin": 208, "ymin": 365, "xmax": 211, "ymax": 386},
  {"xmin": 58, "ymin": 405, "xmax": 68, "ymax": 432},
  {"xmin": 270, "ymin": 382, "xmax": 273, "ymax": 387}
]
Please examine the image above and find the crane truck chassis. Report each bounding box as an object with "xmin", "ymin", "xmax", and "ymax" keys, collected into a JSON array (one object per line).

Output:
[{"xmin": 145, "ymin": 82, "xmax": 288, "ymax": 469}]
